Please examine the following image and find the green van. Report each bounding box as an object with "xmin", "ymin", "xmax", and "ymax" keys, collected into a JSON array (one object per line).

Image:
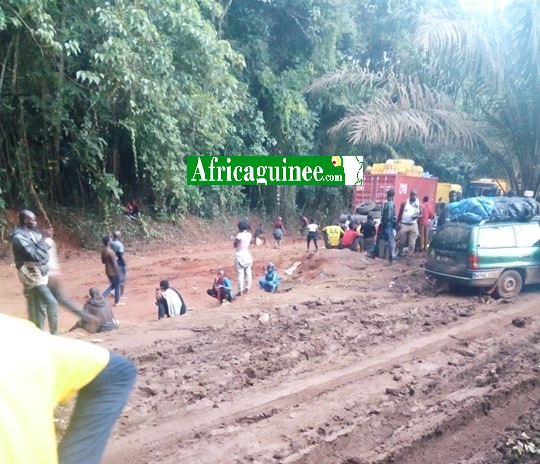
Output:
[{"xmin": 425, "ymin": 220, "xmax": 540, "ymax": 298}]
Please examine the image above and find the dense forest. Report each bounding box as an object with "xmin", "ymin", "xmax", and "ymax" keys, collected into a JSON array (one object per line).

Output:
[{"xmin": 1, "ymin": 0, "xmax": 539, "ymax": 225}]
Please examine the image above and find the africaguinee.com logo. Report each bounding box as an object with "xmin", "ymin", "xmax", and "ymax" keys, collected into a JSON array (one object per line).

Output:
[{"xmin": 187, "ymin": 156, "xmax": 363, "ymax": 186}]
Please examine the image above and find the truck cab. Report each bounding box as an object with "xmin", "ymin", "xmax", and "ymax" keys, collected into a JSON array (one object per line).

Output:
[{"xmin": 465, "ymin": 178, "xmax": 508, "ymax": 198}]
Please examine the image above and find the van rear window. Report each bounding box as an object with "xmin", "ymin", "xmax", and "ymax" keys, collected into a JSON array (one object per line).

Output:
[
  {"xmin": 431, "ymin": 224, "xmax": 471, "ymax": 251},
  {"xmin": 478, "ymin": 226, "xmax": 515, "ymax": 248}
]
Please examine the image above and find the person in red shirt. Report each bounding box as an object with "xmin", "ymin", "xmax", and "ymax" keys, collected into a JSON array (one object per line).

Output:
[
  {"xmin": 418, "ymin": 195, "xmax": 434, "ymax": 251},
  {"xmin": 273, "ymin": 216, "xmax": 285, "ymax": 249},
  {"xmin": 340, "ymin": 223, "xmax": 361, "ymax": 251}
]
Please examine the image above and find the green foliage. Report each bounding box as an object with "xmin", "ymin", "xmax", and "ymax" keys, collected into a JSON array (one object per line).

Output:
[
  {"xmin": 7, "ymin": 0, "xmax": 533, "ymax": 228},
  {"xmin": 0, "ymin": 0, "xmax": 249, "ymax": 217}
]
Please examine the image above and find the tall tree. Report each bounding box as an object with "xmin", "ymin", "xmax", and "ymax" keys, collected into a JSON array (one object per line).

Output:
[
  {"xmin": 310, "ymin": 0, "xmax": 540, "ymax": 194},
  {"xmin": 0, "ymin": 0, "xmax": 248, "ymax": 216}
]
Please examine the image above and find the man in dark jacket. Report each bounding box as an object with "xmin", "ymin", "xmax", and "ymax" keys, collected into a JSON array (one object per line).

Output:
[{"xmin": 11, "ymin": 210, "xmax": 59, "ymax": 333}]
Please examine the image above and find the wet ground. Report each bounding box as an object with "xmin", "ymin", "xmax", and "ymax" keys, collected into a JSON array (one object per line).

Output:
[{"xmin": 1, "ymin": 226, "xmax": 538, "ymax": 464}]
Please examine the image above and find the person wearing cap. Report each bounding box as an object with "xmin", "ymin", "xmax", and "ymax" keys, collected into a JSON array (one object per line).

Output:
[
  {"xmin": 273, "ymin": 216, "xmax": 285, "ymax": 249},
  {"xmin": 259, "ymin": 263, "xmax": 279, "ymax": 293},
  {"xmin": 155, "ymin": 279, "xmax": 187, "ymax": 319},
  {"xmin": 234, "ymin": 220, "xmax": 253, "ymax": 296}
]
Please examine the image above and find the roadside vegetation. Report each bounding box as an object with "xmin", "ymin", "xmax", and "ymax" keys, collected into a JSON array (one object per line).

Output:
[{"xmin": 1, "ymin": 0, "xmax": 539, "ymax": 232}]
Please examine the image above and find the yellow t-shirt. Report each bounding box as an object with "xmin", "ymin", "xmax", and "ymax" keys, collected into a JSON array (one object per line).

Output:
[
  {"xmin": 322, "ymin": 225, "xmax": 344, "ymax": 246},
  {"xmin": 0, "ymin": 314, "xmax": 110, "ymax": 464}
]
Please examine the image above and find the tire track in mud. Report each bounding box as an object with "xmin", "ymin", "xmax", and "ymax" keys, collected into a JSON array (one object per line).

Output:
[{"xmin": 103, "ymin": 298, "xmax": 539, "ymax": 464}]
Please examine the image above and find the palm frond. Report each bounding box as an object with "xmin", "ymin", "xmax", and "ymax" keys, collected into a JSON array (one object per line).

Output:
[
  {"xmin": 331, "ymin": 79, "xmax": 488, "ymax": 152},
  {"xmin": 504, "ymin": 0, "xmax": 540, "ymax": 82},
  {"xmin": 306, "ymin": 68, "xmax": 389, "ymax": 93},
  {"xmin": 415, "ymin": 9, "xmax": 504, "ymax": 90}
]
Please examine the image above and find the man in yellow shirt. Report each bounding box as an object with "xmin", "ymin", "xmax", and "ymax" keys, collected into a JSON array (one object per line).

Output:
[
  {"xmin": 0, "ymin": 313, "xmax": 136, "ymax": 464},
  {"xmin": 322, "ymin": 222, "xmax": 344, "ymax": 249}
]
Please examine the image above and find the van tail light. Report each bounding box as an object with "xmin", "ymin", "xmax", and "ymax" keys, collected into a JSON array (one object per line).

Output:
[{"xmin": 468, "ymin": 254, "xmax": 479, "ymax": 269}]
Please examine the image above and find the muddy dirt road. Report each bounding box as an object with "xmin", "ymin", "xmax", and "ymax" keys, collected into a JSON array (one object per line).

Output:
[{"xmin": 1, "ymin": 229, "xmax": 538, "ymax": 464}]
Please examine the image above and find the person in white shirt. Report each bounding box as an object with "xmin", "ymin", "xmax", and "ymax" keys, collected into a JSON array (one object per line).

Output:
[
  {"xmin": 234, "ymin": 219, "xmax": 253, "ymax": 296},
  {"xmin": 306, "ymin": 220, "xmax": 319, "ymax": 252},
  {"xmin": 155, "ymin": 279, "xmax": 187, "ymax": 319},
  {"xmin": 397, "ymin": 190, "xmax": 421, "ymax": 265}
]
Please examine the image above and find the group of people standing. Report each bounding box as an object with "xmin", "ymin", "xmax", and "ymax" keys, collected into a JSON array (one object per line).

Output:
[
  {"xmin": 300, "ymin": 189, "xmax": 433, "ymax": 264},
  {"xmin": 380, "ymin": 189, "xmax": 434, "ymax": 265}
]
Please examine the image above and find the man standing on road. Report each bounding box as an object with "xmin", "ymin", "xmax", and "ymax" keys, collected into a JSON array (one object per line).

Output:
[
  {"xmin": 381, "ymin": 190, "xmax": 397, "ymax": 265},
  {"xmin": 101, "ymin": 235, "xmax": 122, "ymax": 307},
  {"xmin": 11, "ymin": 210, "xmax": 59, "ymax": 334},
  {"xmin": 110, "ymin": 230, "xmax": 127, "ymax": 298},
  {"xmin": 418, "ymin": 196, "xmax": 434, "ymax": 252},
  {"xmin": 397, "ymin": 189, "xmax": 421, "ymax": 265}
]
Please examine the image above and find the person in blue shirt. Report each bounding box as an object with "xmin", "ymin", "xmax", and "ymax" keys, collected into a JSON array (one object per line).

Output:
[
  {"xmin": 207, "ymin": 269, "xmax": 234, "ymax": 305},
  {"xmin": 259, "ymin": 262, "xmax": 279, "ymax": 293},
  {"xmin": 110, "ymin": 230, "xmax": 127, "ymax": 298}
]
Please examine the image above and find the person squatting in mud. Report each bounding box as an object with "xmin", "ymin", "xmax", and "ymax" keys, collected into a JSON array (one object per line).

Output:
[
  {"xmin": 73, "ymin": 287, "xmax": 119, "ymax": 333},
  {"xmin": 155, "ymin": 279, "xmax": 187, "ymax": 319},
  {"xmin": 207, "ymin": 269, "xmax": 234, "ymax": 305},
  {"xmin": 259, "ymin": 262, "xmax": 279, "ymax": 293}
]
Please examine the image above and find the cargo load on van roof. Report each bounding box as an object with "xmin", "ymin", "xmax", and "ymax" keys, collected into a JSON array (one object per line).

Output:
[{"xmin": 446, "ymin": 196, "xmax": 539, "ymax": 223}]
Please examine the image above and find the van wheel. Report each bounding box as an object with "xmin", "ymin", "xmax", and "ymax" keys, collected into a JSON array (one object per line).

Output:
[{"xmin": 494, "ymin": 270, "xmax": 522, "ymax": 299}]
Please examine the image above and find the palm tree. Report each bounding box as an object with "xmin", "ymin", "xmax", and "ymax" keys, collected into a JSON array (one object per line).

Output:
[{"xmin": 310, "ymin": 0, "xmax": 540, "ymax": 194}]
